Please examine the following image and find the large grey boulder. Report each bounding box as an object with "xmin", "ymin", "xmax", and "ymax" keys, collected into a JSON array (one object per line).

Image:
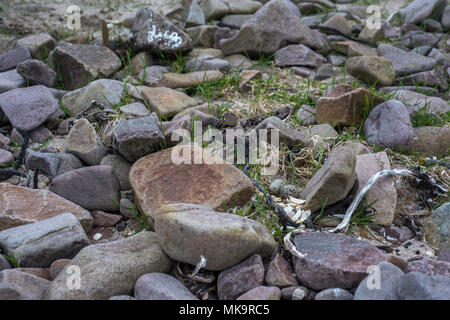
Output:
[
  {"xmin": 397, "ymin": 272, "xmax": 450, "ymax": 300},
  {"xmin": 0, "ymin": 269, "xmax": 51, "ymax": 300},
  {"xmin": 0, "ymin": 213, "xmax": 89, "ymax": 268}
]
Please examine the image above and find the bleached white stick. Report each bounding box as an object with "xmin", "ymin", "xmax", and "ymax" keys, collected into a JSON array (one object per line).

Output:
[{"xmin": 329, "ymin": 169, "xmax": 413, "ymax": 233}]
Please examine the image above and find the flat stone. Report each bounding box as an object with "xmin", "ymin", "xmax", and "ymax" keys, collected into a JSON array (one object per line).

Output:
[
  {"xmin": 423, "ymin": 203, "xmax": 450, "ymax": 253},
  {"xmin": 49, "ymin": 165, "xmax": 121, "ymax": 212},
  {"xmin": 130, "ymin": 145, "xmax": 254, "ymax": 216},
  {"xmin": 237, "ymin": 286, "xmax": 281, "ymax": 300},
  {"xmin": 155, "ymin": 204, "xmax": 276, "ymax": 271},
  {"xmin": 141, "ymin": 87, "xmax": 199, "ymax": 119},
  {"xmin": 134, "ymin": 273, "xmax": 198, "ymax": 300},
  {"xmin": 100, "ymin": 155, "xmax": 132, "ymax": 191},
  {"xmin": 0, "ymin": 183, "xmax": 93, "ymax": 232},
  {"xmin": 219, "ymin": 0, "xmax": 329, "ymax": 56},
  {"xmin": 333, "ymin": 41, "xmax": 377, "ymax": 57},
  {"xmin": 185, "ymin": 0, "xmax": 206, "ymax": 27},
  {"xmin": 346, "ymin": 56, "xmax": 396, "ymax": 86},
  {"xmin": 201, "ymin": 0, "xmax": 262, "ymax": 20},
  {"xmin": 225, "ymin": 54, "xmax": 255, "ymax": 70},
  {"xmin": 16, "ymin": 33, "xmax": 56, "ymax": 59},
  {"xmin": 322, "ymin": 14, "xmax": 352, "ymax": 35},
  {"xmin": 396, "ymin": 70, "xmax": 448, "ymax": 93},
  {"xmin": 131, "ymin": 7, "xmax": 193, "ymax": 54},
  {"xmin": 186, "ymin": 25, "xmax": 219, "ymax": 48},
  {"xmin": 0, "ymin": 69, "xmax": 25, "ymax": 94},
  {"xmin": 112, "ymin": 115, "xmax": 164, "ymax": 162},
  {"xmin": 91, "ymin": 211, "xmax": 122, "ymax": 227},
  {"xmin": 295, "ymin": 104, "xmax": 316, "ymax": 125},
  {"xmin": 316, "ymin": 84, "xmax": 385, "ymax": 126},
  {"xmin": 217, "ymin": 255, "xmax": 265, "ymax": 300},
  {"xmin": 354, "ymin": 261, "xmax": 404, "ymax": 300},
  {"xmin": 49, "ymin": 45, "xmax": 121, "ymax": 90},
  {"xmin": 119, "ymin": 102, "xmax": 150, "ymax": 117},
  {"xmin": 16, "ymin": 59, "xmax": 56, "ymax": 87},
  {"xmin": 161, "ymin": 70, "xmax": 223, "ymax": 89},
  {"xmin": 403, "ymin": 0, "xmax": 444, "ymax": 25},
  {"xmin": 293, "ymin": 232, "xmax": 387, "ymax": 290},
  {"xmin": 315, "ymin": 288, "xmax": 354, "ymax": 300},
  {"xmin": 364, "ymin": 100, "xmax": 414, "ymax": 151},
  {"xmin": 409, "ymin": 126, "xmax": 450, "ymax": 158},
  {"xmin": 381, "ymin": 52, "xmax": 436, "ymax": 77},
  {"xmin": 0, "ymin": 269, "xmax": 50, "ymax": 300},
  {"xmin": 353, "ymin": 152, "xmax": 397, "ymax": 226},
  {"xmin": 275, "ymin": 44, "xmax": 327, "ymax": 68},
  {"xmin": 301, "ymin": 146, "xmax": 356, "ymax": 213},
  {"xmin": 0, "ymin": 213, "xmax": 89, "ymax": 268},
  {"xmin": 138, "ymin": 66, "xmax": 170, "ymax": 87},
  {"xmin": 185, "ymin": 56, "xmax": 230, "ymax": 72},
  {"xmin": 265, "ymin": 252, "xmax": 298, "ymax": 287},
  {"xmin": 406, "ymin": 258, "xmax": 450, "ymax": 277},
  {"xmin": 66, "ymin": 118, "xmax": 107, "ymax": 165},
  {"xmin": 0, "ymin": 85, "xmax": 58, "ymax": 131},
  {"xmin": 46, "ymin": 231, "xmax": 171, "ymax": 300},
  {"xmin": 25, "ymin": 150, "xmax": 83, "ymax": 177},
  {"xmin": 221, "ymin": 14, "xmax": 253, "ymax": 27},
  {"xmin": 0, "ymin": 46, "xmax": 31, "ymax": 72},
  {"xmin": 393, "ymin": 90, "xmax": 449, "ymax": 115},
  {"xmin": 61, "ymin": 79, "xmax": 124, "ymax": 116},
  {"xmin": 397, "ymin": 272, "xmax": 450, "ymax": 300}
]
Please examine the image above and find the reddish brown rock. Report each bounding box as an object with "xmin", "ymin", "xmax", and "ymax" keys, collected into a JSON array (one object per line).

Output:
[
  {"xmin": 17, "ymin": 268, "xmax": 51, "ymax": 281},
  {"xmin": 265, "ymin": 253, "xmax": 298, "ymax": 287},
  {"xmin": 406, "ymin": 259, "xmax": 450, "ymax": 277},
  {"xmin": 0, "ymin": 183, "xmax": 93, "ymax": 232},
  {"xmin": 130, "ymin": 146, "xmax": 254, "ymax": 217},
  {"xmin": 293, "ymin": 232, "xmax": 388, "ymax": 290},
  {"xmin": 50, "ymin": 259, "xmax": 71, "ymax": 280},
  {"xmin": 316, "ymin": 84, "xmax": 384, "ymax": 126},
  {"xmin": 91, "ymin": 211, "xmax": 123, "ymax": 227}
]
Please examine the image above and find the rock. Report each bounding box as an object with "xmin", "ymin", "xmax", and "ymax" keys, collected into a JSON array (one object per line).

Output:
[
  {"xmin": 0, "ymin": 213, "xmax": 89, "ymax": 268},
  {"xmin": 221, "ymin": 14, "xmax": 253, "ymax": 27},
  {"xmin": 161, "ymin": 71, "xmax": 223, "ymax": 89},
  {"xmin": 274, "ymin": 44, "xmax": 327, "ymax": 68},
  {"xmin": 403, "ymin": 0, "xmax": 445, "ymax": 25},
  {"xmin": 49, "ymin": 165, "xmax": 121, "ymax": 212},
  {"xmin": 16, "ymin": 33, "xmax": 56, "ymax": 59},
  {"xmin": 388, "ymin": 255, "xmax": 409, "ymax": 272},
  {"xmin": 322, "ymin": 14, "xmax": 352, "ymax": 35},
  {"xmin": 0, "ymin": 269, "xmax": 50, "ymax": 300},
  {"xmin": 358, "ymin": 25, "xmax": 385, "ymax": 43},
  {"xmin": 185, "ymin": 56, "xmax": 230, "ymax": 72},
  {"xmin": 188, "ymin": 48, "xmax": 225, "ymax": 60},
  {"xmin": 225, "ymin": 54, "xmax": 255, "ymax": 70},
  {"xmin": 138, "ymin": 66, "xmax": 170, "ymax": 87},
  {"xmin": 438, "ymin": 249, "xmax": 450, "ymax": 262},
  {"xmin": 61, "ymin": 79, "xmax": 124, "ymax": 116},
  {"xmin": 91, "ymin": 211, "xmax": 122, "ymax": 227},
  {"xmin": 0, "ymin": 69, "xmax": 26, "ymax": 94},
  {"xmin": 112, "ymin": 116, "xmax": 164, "ymax": 162},
  {"xmin": 397, "ymin": 272, "xmax": 450, "ymax": 300},
  {"xmin": 155, "ymin": 204, "xmax": 276, "ymax": 271},
  {"xmin": 109, "ymin": 295, "xmax": 136, "ymax": 300},
  {"xmin": 217, "ymin": 255, "xmax": 265, "ymax": 300},
  {"xmin": 0, "ymin": 149, "xmax": 13, "ymax": 166},
  {"xmin": 364, "ymin": 100, "xmax": 414, "ymax": 151},
  {"xmin": 130, "ymin": 52, "xmax": 153, "ymax": 76},
  {"xmin": 237, "ymin": 286, "xmax": 281, "ymax": 300},
  {"xmin": 354, "ymin": 262, "xmax": 404, "ymax": 300},
  {"xmin": 409, "ymin": 127, "xmax": 450, "ymax": 158},
  {"xmin": 119, "ymin": 102, "xmax": 150, "ymax": 117},
  {"xmin": 186, "ymin": 25, "xmax": 219, "ymax": 48},
  {"xmin": 333, "ymin": 40, "xmax": 377, "ymax": 57},
  {"xmin": 0, "ymin": 46, "xmax": 31, "ymax": 72},
  {"xmin": 346, "ymin": 56, "xmax": 396, "ymax": 86},
  {"xmin": 406, "ymin": 259, "xmax": 450, "ymax": 277},
  {"xmin": 396, "ymin": 71, "xmax": 448, "ymax": 93},
  {"xmin": 295, "ymin": 105, "xmax": 316, "ymax": 125},
  {"xmin": 0, "ymin": 85, "xmax": 58, "ymax": 131},
  {"xmin": 141, "ymin": 87, "xmax": 199, "ymax": 119},
  {"xmin": 29, "ymin": 126, "xmax": 52, "ymax": 144},
  {"xmin": 423, "ymin": 19, "xmax": 443, "ymax": 32},
  {"xmin": 25, "ymin": 150, "xmax": 83, "ymax": 177},
  {"xmin": 392, "ymin": 90, "xmax": 449, "ymax": 115},
  {"xmin": 423, "ymin": 203, "xmax": 450, "ymax": 253},
  {"xmin": 100, "ymin": 155, "xmax": 131, "ymax": 191},
  {"xmin": 49, "ymin": 45, "xmax": 121, "ymax": 90},
  {"xmin": 219, "ymin": 0, "xmax": 329, "ymax": 56},
  {"xmin": 314, "ymin": 63, "xmax": 334, "ymax": 80},
  {"xmin": 385, "ymin": 226, "xmax": 413, "ymax": 243},
  {"xmin": 131, "ymin": 7, "xmax": 193, "ymax": 54},
  {"xmin": 238, "ymin": 69, "xmax": 261, "ymax": 92},
  {"xmin": 353, "ymin": 152, "xmax": 397, "ymax": 226},
  {"xmin": 442, "ymin": 5, "xmax": 450, "ymax": 30},
  {"xmin": 293, "ymin": 232, "xmax": 387, "ymax": 290},
  {"xmin": 49, "ymin": 259, "xmax": 71, "ymax": 280},
  {"xmin": 281, "ymin": 286, "xmax": 308, "ymax": 300},
  {"xmin": 0, "ymin": 255, "xmax": 11, "ymax": 271},
  {"xmin": 135, "ymin": 273, "xmax": 198, "ymax": 300},
  {"xmin": 119, "ymin": 198, "xmax": 135, "ymax": 218},
  {"xmin": 185, "ymin": 1, "xmax": 205, "ymax": 27},
  {"xmin": 315, "ymin": 288, "xmax": 354, "ymax": 300},
  {"xmin": 300, "ymin": 124, "xmax": 339, "ymax": 148},
  {"xmin": 301, "ymin": 146, "xmax": 356, "ymax": 213},
  {"xmin": 328, "ymin": 55, "xmax": 346, "ymax": 66},
  {"xmin": 130, "ymin": 146, "xmax": 254, "ymax": 216},
  {"xmin": 0, "ymin": 183, "xmax": 92, "ymax": 232},
  {"xmin": 201, "ymin": 0, "xmax": 262, "ymax": 20},
  {"xmin": 46, "ymin": 231, "xmax": 171, "ymax": 300},
  {"xmin": 316, "ymin": 84, "xmax": 384, "ymax": 126},
  {"xmin": 381, "ymin": 52, "xmax": 436, "ymax": 77},
  {"xmin": 265, "ymin": 252, "xmax": 298, "ymax": 287},
  {"xmin": 16, "ymin": 59, "xmax": 56, "ymax": 87},
  {"xmin": 0, "ymin": 133, "xmax": 9, "ymax": 149},
  {"xmin": 66, "ymin": 119, "xmax": 106, "ymax": 165}
]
